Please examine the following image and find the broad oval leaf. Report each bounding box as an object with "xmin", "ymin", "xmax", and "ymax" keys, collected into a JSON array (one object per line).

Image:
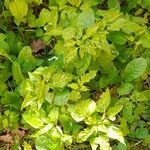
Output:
[
  {"xmin": 107, "ymin": 105, "xmax": 123, "ymax": 119},
  {"xmin": 71, "ymin": 99, "xmax": 96, "ymax": 122},
  {"xmin": 77, "ymin": 8, "xmax": 95, "ymax": 28},
  {"xmin": 51, "ymin": 72, "xmax": 73, "ymax": 88},
  {"xmin": 22, "ymin": 113, "xmax": 44, "ymax": 129},
  {"xmin": 62, "ymin": 27, "xmax": 75, "ymax": 40},
  {"xmin": 33, "ymin": 124, "xmax": 53, "ymax": 137},
  {"xmin": 54, "ymin": 89, "xmax": 70, "ymax": 106},
  {"xmin": 35, "ymin": 135, "xmax": 60, "ymax": 150},
  {"xmin": 79, "ymin": 70, "xmax": 97, "ymax": 86},
  {"xmin": 123, "ymin": 58, "xmax": 147, "ymax": 82},
  {"xmin": 18, "ymin": 46, "xmax": 36, "ymax": 73},
  {"xmin": 9, "ymin": 0, "xmax": 28, "ymax": 19},
  {"xmin": 21, "ymin": 93, "xmax": 36, "ymax": 110},
  {"xmin": 90, "ymin": 135, "xmax": 111, "ymax": 150},
  {"xmin": 107, "ymin": 126, "xmax": 125, "ymax": 144},
  {"xmin": 76, "ymin": 127, "xmax": 95, "ymax": 143},
  {"xmin": 117, "ymin": 82, "xmax": 133, "ymax": 96}
]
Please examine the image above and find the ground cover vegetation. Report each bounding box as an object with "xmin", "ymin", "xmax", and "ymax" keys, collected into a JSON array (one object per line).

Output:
[{"xmin": 0, "ymin": 0, "xmax": 150, "ymax": 149}]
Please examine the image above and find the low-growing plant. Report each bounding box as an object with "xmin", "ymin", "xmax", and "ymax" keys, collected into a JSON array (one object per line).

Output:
[{"xmin": 0, "ymin": 0, "xmax": 150, "ymax": 149}]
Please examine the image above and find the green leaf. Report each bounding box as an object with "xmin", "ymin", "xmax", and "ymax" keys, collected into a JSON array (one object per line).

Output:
[
  {"xmin": 9, "ymin": 0, "xmax": 28, "ymax": 19},
  {"xmin": 107, "ymin": 0, "xmax": 120, "ymax": 10},
  {"xmin": 127, "ymin": 0, "xmax": 138, "ymax": 11},
  {"xmin": 21, "ymin": 93, "xmax": 36, "ymax": 109},
  {"xmin": 12, "ymin": 61, "xmax": 24, "ymax": 85},
  {"xmin": 116, "ymin": 143, "xmax": 126, "ymax": 150},
  {"xmin": 24, "ymin": 141, "xmax": 32, "ymax": 150},
  {"xmin": 144, "ymin": 135, "xmax": 150, "ymax": 145},
  {"xmin": 122, "ymin": 21, "xmax": 142, "ymax": 34},
  {"xmin": 76, "ymin": 127, "xmax": 95, "ymax": 143},
  {"xmin": 123, "ymin": 58, "xmax": 147, "ymax": 82},
  {"xmin": 135, "ymin": 128, "xmax": 149, "ymax": 139},
  {"xmin": 68, "ymin": 0, "xmax": 81, "ymax": 7},
  {"xmin": 97, "ymin": 88, "xmax": 110, "ymax": 113},
  {"xmin": 91, "ymin": 136, "xmax": 111, "ymax": 150},
  {"xmin": 139, "ymin": 34, "xmax": 150, "ymax": 48},
  {"xmin": 6, "ymin": 31, "xmax": 19, "ymax": 55},
  {"xmin": 18, "ymin": 46, "xmax": 36, "ymax": 73},
  {"xmin": 140, "ymin": 90, "xmax": 150, "ymax": 101},
  {"xmin": 107, "ymin": 31, "xmax": 126, "ymax": 45},
  {"xmin": 35, "ymin": 135, "xmax": 60, "ymax": 150},
  {"xmin": 77, "ymin": 8, "xmax": 95, "ymax": 28},
  {"xmin": 75, "ymin": 53, "xmax": 91, "ymax": 76},
  {"xmin": 54, "ymin": 89, "xmax": 70, "ymax": 106},
  {"xmin": 107, "ymin": 126, "xmax": 125, "ymax": 144},
  {"xmin": 143, "ymin": 0, "xmax": 150, "ymax": 9},
  {"xmin": 59, "ymin": 114, "xmax": 78, "ymax": 134},
  {"xmin": 0, "ymin": 33, "xmax": 7, "ymax": 41},
  {"xmin": 18, "ymin": 79, "xmax": 33, "ymax": 97},
  {"xmin": 78, "ymin": 70, "xmax": 97, "ymax": 86},
  {"xmin": 0, "ymin": 48, "xmax": 12, "ymax": 62},
  {"xmin": 107, "ymin": 18, "xmax": 126, "ymax": 31},
  {"xmin": 33, "ymin": 124, "xmax": 53, "ymax": 137},
  {"xmin": 69, "ymin": 90, "xmax": 81, "ymax": 102},
  {"xmin": 64, "ymin": 47, "xmax": 77, "ymax": 64},
  {"xmin": 62, "ymin": 27, "xmax": 75, "ymax": 40},
  {"xmin": 0, "ymin": 62, "xmax": 11, "ymax": 82},
  {"xmin": 117, "ymin": 82, "xmax": 133, "ymax": 96},
  {"xmin": 71, "ymin": 99, "xmax": 96, "ymax": 122},
  {"xmin": 0, "ymin": 40, "xmax": 10, "ymax": 53},
  {"xmin": 35, "ymin": 80, "xmax": 45, "ymax": 108},
  {"xmin": 36, "ymin": 8, "xmax": 50, "ymax": 27},
  {"xmin": 82, "ymin": 23, "xmax": 100, "ymax": 40},
  {"xmin": 51, "ymin": 72, "xmax": 73, "ymax": 88},
  {"xmin": 107, "ymin": 105, "xmax": 123, "ymax": 119},
  {"xmin": 48, "ymin": 107, "xmax": 59, "ymax": 124},
  {"xmin": 22, "ymin": 113, "xmax": 44, "ymax": 129},
  {"xmin": 97, "ymin": 10, "xmax": 120, "ymax": 23},
  {"xmin": 0, "ymin": 82, "xmax": 7, "ymax": 96},
  {"xmin": 1, "ymin": 91, "xmax": 21, "ymax": 109}
]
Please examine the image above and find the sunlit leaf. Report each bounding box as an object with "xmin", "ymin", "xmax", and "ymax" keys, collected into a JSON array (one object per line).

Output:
[
  {"xmin": 71, "ymin": 99, "xmax": 96, "ymax": 122},
  {"xmin": 91, "ymin": 135, "xmax": 111, "ymax": 150},
  {"xmin": 21, "ymin": 93, "xmax": 36, "ymax": 109},
  {"xmin": 78, "ymin": 70, "xmax": 97, "ymax": 86},
  {"xmin": 77, "ymin": 127, "xmax": 95, "ymax": 143},
  {"xmin": 33, "ymin": 124, "xmax": 53, "ymax": 137},
  {"xmin": 51, "ymin": 72, "xmax": 73, "ymax": 88},
  {"xmin": 23, "ymin": 113, "xmax": 44, "ymax": 129},
  {"xmin": 24, "ymin": 141, "xmax": 32, "ymax": 150},
  {"xmin": 97, "ymin": 88, "xmax": 110, "ymax": 113},
  {"xmin": 107, "ymin": 105, "xmax": 123, "ymax": 119},
  {"xmin": 107, "ymin": 126, "xmax": 125, "ymax": 144},
  {"xmin": 9, "ymin": 0, "xmax": 28, "ymax": 19}
]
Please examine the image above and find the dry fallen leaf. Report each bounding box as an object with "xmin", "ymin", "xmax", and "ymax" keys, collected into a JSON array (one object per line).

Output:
[
  {"xmin": 30, "ymin": 39, "xmax": 46, "ymax": 52},
  {"xmin": 0, "ymin": 134, "xmax": 14, "ymax": 144}
]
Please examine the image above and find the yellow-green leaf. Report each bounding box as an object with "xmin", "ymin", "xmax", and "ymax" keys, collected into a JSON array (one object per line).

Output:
[
  {"xmin": 97, "ymin": 88, "xmax": 110, "ymax": 113},
  {"xmin": 9, "ymin": 0, "xmax": 28, "ymax": 19}
]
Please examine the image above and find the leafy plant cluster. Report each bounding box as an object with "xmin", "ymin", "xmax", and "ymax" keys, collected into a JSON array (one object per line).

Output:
[{"xmin": 0, "ymin": 0, "xmax": 150, "ymax": 149}]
